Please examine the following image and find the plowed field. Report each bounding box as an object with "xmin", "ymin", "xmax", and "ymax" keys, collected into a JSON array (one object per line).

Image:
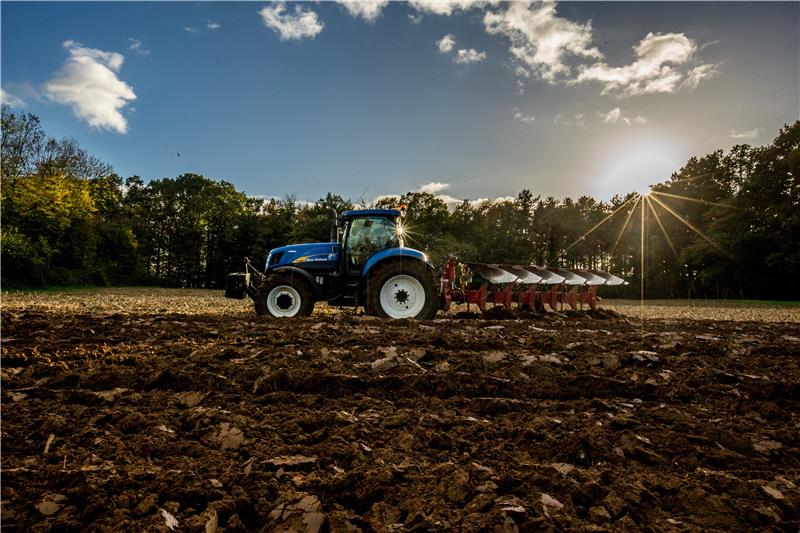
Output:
[{"xmin": 2, "ymin": 289, "xmax": 798, "ymax": 532}]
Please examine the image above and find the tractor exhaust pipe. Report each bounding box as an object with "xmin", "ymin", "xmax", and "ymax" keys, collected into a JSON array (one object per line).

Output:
[{"xmin": 330, "ymin": 209, "xmax": 338, "ymax": 243}]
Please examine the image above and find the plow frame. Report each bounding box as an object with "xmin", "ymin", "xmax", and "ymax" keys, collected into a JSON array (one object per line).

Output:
[{"xmin": 440, "ymin": 258, "xmax": 602, "ymax": 313}]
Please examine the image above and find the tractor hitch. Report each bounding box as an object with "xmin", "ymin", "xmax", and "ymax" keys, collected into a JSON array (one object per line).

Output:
[{"xmin": 224, "ymin": 258, "xmax": 262, "ymax": 300}]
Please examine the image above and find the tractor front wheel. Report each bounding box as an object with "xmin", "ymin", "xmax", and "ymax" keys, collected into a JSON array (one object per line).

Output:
[
  {"xmin": 367, "ymin": 261, "xmax": 438, "ymax": 320},
  {"xmin": 255, "ymin": 273, "xmax": 315, "ymax": 318}
]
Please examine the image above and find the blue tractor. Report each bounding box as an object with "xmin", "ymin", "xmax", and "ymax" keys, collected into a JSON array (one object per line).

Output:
[{"xmin": 225, "ymin": 208, "xmax": 440, "ymax": 319}]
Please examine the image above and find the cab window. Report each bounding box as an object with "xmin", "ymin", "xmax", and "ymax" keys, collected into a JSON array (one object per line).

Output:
[{"xmin": 345, "ymin": 217, "xmax": 398, "ymax": 271}]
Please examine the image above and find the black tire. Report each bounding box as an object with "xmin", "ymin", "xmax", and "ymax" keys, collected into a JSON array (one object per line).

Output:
[
  {"xmin": 254, "ymin": 272, "xmax": 315, "ymax": 318},
  {"xmin": 366, "ymin": 260, "xmax": 438, "ymax": 320}
]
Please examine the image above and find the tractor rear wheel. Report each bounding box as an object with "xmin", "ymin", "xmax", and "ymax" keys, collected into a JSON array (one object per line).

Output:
[
  {"xmin": 255, "ymin": 272, "xmax": 315, "ymax": 318},
  {"xmin": 366, "ymin": 261, "xmax": 438, "ymax": 320}
]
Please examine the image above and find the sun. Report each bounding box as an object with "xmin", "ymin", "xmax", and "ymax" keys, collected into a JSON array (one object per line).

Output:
[{"xmin": 593, "ymin": 139, "xmax": 684, "ymax": 200}]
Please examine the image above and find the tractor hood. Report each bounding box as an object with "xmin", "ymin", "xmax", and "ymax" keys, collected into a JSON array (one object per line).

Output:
[{"xmin": 266, "ymin": 242, "xmax": 340, "ymax": 270}]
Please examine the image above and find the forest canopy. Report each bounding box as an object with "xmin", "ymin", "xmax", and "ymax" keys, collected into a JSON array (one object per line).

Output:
[{"xmin": 2, "ymin": 105, "xmax": 798, "ymax": 299}]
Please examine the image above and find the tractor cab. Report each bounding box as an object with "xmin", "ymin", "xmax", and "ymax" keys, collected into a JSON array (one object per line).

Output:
[{"xmin": 338, "ymin": 209, "xmax": 404, "ymax": 274}]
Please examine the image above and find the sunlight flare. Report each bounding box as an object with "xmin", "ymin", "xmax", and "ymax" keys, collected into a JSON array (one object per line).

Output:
[
  {"xmin": 645, "ymin": 196, "xmax": 679, "ymax": 259},
  {"xmin": 648, "ymin": 194, "xmax": 728, "ymax": 256},
  {"xmin": 651, "ymin": 190, "xmax": 738, "ymax": 210},
  {"xmin": 611, "ymin": 194, "xmax": 641, "ymax": 255},
  {"xmin": 593, "ymin": 139, "xmax": 685, "ymax": 200},
  {"xmin": 562, "ymin": 194, "xmax": 638, "ymax": 254}
]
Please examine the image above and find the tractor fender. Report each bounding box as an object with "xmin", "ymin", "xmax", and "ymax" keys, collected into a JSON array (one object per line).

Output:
[
  {"xmin": 270, "ymin": 266, "xmax": 320, "ymax": 298},
  {"xmin": 361, "ymin": 248, "xmax": 436, "ymax": 280}
]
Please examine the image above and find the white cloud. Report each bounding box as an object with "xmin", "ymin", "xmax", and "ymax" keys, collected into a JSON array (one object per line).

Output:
[
  {"xmin": 185, "ymin": 22, "xmax": 220, "ymax": 33},
  {"xmin": 44, "ymin": 40, "xmax": 136, "ymax": 134},
  {"xmin": 128, "ymin": 38, "xmax": 149, "ymax": 55},
  {"xmin": 730, "ymin": 127, "xmax": 762, "ymax": 139},
  {"xmin": 597, "ymin": 107, "xmax": 647, "ymax": 125},
  {"xmin": 410, "ymin": 0, "xmax": 498, "ymax": 16},
  {"xmin": 436, "ymin": 35, "xmax": 485, "ymax": 64},
  {"xmin": 553, "ymin": 113, "xmax": 582, "ymax": 126},
  {"xmin": 465, "ymin": 196, "xmax": 515, "ymax": 209},
  {"xmin": 682, "ymin": 62, "xmax": 722, "ymax": 89},
  {"xmin": 436, "ymin": 194, "xmax": 465, "ymax": 208},
  {"xmin": 437, "ymin": 34, "xmax": 456, "ymax": 54},
  {"xmin": 455, "ymin": 48, "xmax": 486, "ymax": 64},
  {"xmin": 514, "ymin": 111, "xmax": 535, "ymax": 124},
  {"xmin": 373, "ymin": 193, "xmax": 401, "ymax": 203},
  {"xmin": 417, "ymin": 181, "xmax": 450, "ymax": 194},
  {"xmin": 338, "ymin": 1, "xmax": 389, "ymax": 23},
  {"xmin": 259, "ymin": 2, "xmax": 324, "ymax": 41},
  {"xmin": 575, "ymin": 32, "xmax": 719, "ymax": 97},
  {"xmin": 422, "ymin": 193, "xmax": 511, "ymax": 210},
  {"xmin": 374, "ymin": 184, "xmax": 515, "ymax": 211},
  {"xmin": 467, "ymin": 198, "xmax": 489, "ymax": 208},
  {"xmin": 480, "ymin": 3, "xmax": 717, "ymax": 97},
  {"xmin": 408, "ymin": 13, "xmax": 423, "ymax": 24},
  {"xmin": 493, "ymin": 195, "xmax": 516, "ymax": 203},
  {"xmin": 484, "ymin": 1, "xmax": 601, "ymax": 83},
  {"xmin": 0, "ymin": 88, "xmax": 25, "ymax": 108}
]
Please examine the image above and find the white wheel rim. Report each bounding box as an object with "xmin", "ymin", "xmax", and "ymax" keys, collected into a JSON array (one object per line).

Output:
[
  {"xmin": 379, "ymin": 274, "xmax": 426, "ymax": 319},
  {"xmin": 266, "ymin": 285, "xmax": 302, "ymax": 317}
]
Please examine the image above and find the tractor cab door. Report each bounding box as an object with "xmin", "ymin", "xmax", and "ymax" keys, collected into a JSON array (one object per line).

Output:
[{"xmin": 343, "ymin": 216, "xmax": 399, "ymax": 275}]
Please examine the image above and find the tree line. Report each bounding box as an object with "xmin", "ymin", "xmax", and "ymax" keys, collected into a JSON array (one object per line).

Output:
[{"xmin": 2, "ymin": 105, "xmax": 798, "ymax": 299}]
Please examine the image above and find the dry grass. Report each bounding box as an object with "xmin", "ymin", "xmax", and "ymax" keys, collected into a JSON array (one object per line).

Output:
[
  {"xmin": 2, "ymin": 288, "xmax": 798, "ymax": 323},
  {"xmin": 604, "ymin": 298, "xmax": 800, "ymax": 323},
  {"xmin": 1, "ymin": 287, "xmax": 252, "ymax": 316}
]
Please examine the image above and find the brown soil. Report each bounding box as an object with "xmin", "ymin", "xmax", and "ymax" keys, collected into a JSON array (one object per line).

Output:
[{"xmin": 2, "ymin": 299, "xmax": 799, "ymax": 532}]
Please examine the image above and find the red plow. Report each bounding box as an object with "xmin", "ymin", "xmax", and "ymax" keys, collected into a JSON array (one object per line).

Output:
[{"xmin": 440, "ymin": 258, "xmax": 626, "ymax": 313}]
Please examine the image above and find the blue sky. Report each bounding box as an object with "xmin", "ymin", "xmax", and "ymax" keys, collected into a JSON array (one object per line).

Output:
[{"xmin": 2, "ymin": 1, "xmax": 798, "ymax": 203}]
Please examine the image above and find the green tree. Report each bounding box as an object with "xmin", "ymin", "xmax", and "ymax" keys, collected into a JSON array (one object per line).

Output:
[{"xmin": 292, "ymin": 194, "xmax": 353, "ymax": 243}]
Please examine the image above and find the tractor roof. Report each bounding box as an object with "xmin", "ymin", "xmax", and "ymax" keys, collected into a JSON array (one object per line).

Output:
[{"xmin": 341, "ymin": 209, "xmax": 401, "ymax": 218}]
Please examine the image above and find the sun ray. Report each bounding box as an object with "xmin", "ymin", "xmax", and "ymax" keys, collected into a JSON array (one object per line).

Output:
[
  {"xmin": 648, "ymin": 194, "xmax": 729, "ymax": 256},
  {"xmin": 610, "ymin": 194, "xmax": 641, "ymax": 255},
  {"xmin": 646, "ymin": 196, "xmax": 679, "ymax": 259},
  {"xmin": 561, "ymin": 194, "xmax": 638, "ymax": 255},
  {"xmin": 651, "ymin": 190, "xmax": 738, "ymax": 210},
  {"xmin": 640, "ymin": 191, "xmax": 645, "ymax": 329},
  {"xmin": 397, "ymin": 225, "xmax": 424, "ymax": 250}
]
